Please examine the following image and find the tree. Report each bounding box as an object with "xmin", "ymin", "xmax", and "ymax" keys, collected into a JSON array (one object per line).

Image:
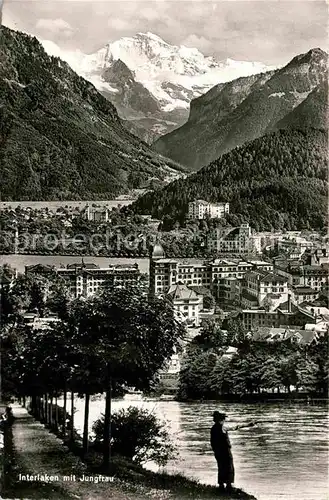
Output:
[
  {"xmin": 260, "ymin": 356, "xmax": 282, "ymax": 392},
  {"xmin": 295, "ymin": 352, "xmax": 319, "ymax": 393},
  {"xmin": 193, "ymin": 319, "xmax": 227, "ymax": 352},
  {"xmin": 203, "ymin": 293, "xmax": 215, "ymax": 310},
  {"xmin": 92, "ymin": 406, "xmax": 176, "ymax": 466},
  {"xmin": 262, "ymin": 296, "xmax": 274, "ymax": 312},
  {"xmin": 210, "ymin": 357, "xmax": 234, "ymax": 395},
  {"xmin": 69, "ymin": 286, "xmax": 186, "ymax": 469},
  {"xmin": 226, "ymin": 319, "xmax": 251, "ymax": 348},
  {"xmin": 178, "ymin": 350, "xmax": 218, "ymax": 400}
]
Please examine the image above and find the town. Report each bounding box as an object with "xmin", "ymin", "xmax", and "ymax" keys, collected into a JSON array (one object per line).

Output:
[
  {"xmin": 1, "ymin": 3, "xmax": 328, "ymax": 498},
  {"xmin": 1, "ymin": 198, "xmax": 328, "ymax": 396}
]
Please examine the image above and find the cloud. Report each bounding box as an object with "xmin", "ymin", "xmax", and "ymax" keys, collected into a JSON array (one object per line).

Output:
[
  {"xmin": 2, "ymin": 0, "xmax": 328, "ymax": 64},
  {"xmin": 36, "ymin": 18, "xmax": 74, "ymax": 37},
  {"xmin": 140, "ymin": 7, "xmax": 161, "ymax": 21},
  {"xmin": 182, "ymin": 34, "xmax": 213, "ymax": 53},
  {"xmin": 107, "ymin": 18, "xmax": 132, "ymax": 31}
]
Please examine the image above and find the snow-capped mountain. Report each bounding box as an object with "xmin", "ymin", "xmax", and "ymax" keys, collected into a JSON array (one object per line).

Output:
[
  {"xmin": 41, "ymin": 32, "xmax": 276, "ymax": 142},
  {"xmin": 80, "ymin": 32, "xmax": 275, "ymax": 110}
]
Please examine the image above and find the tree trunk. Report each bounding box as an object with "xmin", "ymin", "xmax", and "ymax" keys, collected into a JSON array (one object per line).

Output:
[
  {"xmin": 22, "ymin": 395, "xmax": 26, "ymax": 408},
  {"xmin": 36, "ymin": 396, "xmax": 41, "ymax": 419},
  {"xmin": 45, "ymin": 393, "xmax": 49, "ymax": 425},
  {"xmin": 31, "ymin": 395, "xmax": 37, "ymax": 415},
  {"xmin": 41, "ymin": 395, "xmax": 45, "ymax": 421},
  {"xmin": 82, "ymin": 392, "xmax": 90, "ymax": 456},
  {"xmin": 55, "ymin": 396, "xmax": 59, "ymax": 432},
  {"xmin": 70, "ymin": 391, "xmax": 75, "ymax": 443},
  {"xmin": 49, "ymin": 396, "xmax": 53, "ymax": 428},
  {"xmin": 63, "ymin": 389, "xmax": 67, "ymax": 438},
  {"xmin": 103, "ymin": 380, "xmax": 112, "ymax": 470}
]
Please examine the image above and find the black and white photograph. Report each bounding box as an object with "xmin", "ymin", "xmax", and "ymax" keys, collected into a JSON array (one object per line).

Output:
[{"xmin": 0, "ymin": 0, "xmax": 328, "ymax": 499}]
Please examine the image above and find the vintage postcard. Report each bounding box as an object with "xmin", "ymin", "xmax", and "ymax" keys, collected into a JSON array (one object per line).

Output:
[{"xmin": 0, "ymin": 1, "xmax": 328, "ymax": 499}]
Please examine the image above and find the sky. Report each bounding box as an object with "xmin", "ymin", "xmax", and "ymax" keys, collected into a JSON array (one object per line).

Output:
[{"xmin": 1, "ymin": 0, "xmax": 328, "ymax": 65}]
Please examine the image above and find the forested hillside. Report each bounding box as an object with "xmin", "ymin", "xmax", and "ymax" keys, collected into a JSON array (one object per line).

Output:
[
  {"xmin": 275, "ymin": 82, "xmax": 328, "ymax": 130},
  {"xmin": 131, "ymin": 128, "xmax": 328, "ymax": 231},
  {"xmin": 0, "ymin": 27, "xmax": 185, "ymax": 201}
]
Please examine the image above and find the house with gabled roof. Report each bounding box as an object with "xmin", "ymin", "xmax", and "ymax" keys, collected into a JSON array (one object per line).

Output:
[
  {"xmin": 241, "ymin": 269, "xmax": 289, "ymax": 309},
  {"xmin": 167, "ymin": 282, "xmax": 203, "ymax": 327}
]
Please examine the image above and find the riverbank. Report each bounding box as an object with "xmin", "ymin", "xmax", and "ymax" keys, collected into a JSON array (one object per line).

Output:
[
  {"xmin": 178, "ymin": 394, "xmax": 329, "ymax": 403},
  {"xmin": 4, "ymin": 405, "xmax": 257, "ymax": 500}
]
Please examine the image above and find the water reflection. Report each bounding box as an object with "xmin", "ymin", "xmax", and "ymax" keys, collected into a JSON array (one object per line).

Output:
[{"xmin": 68, "ymin": 398, "xmax": 328, "ymax": 500}]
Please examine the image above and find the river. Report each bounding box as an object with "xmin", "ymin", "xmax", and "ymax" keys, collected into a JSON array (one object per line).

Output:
[
  {"xmin": 0, "ymin": 199, "xmax": 133, "ymax": 211},
  {"xmin": 59, "ymin": 397, "xmax": 328, "ymax": 500}
]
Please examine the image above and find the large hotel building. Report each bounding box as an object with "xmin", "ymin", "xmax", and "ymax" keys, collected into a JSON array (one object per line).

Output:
[
  {"xmin": 149, "ymin": 244, "xmax": 272, "ymax": 298},
  {"xmin": 188, "ymin": 200, "xmax": 230, "ymax": 219},
  {"xmin": 25, "ymin": 261, "xmax": 141, "ymax": 298}
]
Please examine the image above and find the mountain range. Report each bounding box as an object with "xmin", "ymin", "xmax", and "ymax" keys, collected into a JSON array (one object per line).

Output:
[
  {"xmin": 153, "ymin": 47, "xmax": 328, "ymax": 170},
  {"xmin": 40, "ymin": 32, "xmax": 275, "ymax": 143},
  {"xmin": 0, "ymin": 27, "xmax": 186, "ymax": 201}
]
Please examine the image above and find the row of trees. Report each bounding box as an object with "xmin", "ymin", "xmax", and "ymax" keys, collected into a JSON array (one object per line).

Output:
[
  {"xmin": 178, "ymin": 320, "xmax": 329, "ymax": 400},
  {"xmin": 1, "ymin": 269, "xmax": 186, "ymax": 467}
]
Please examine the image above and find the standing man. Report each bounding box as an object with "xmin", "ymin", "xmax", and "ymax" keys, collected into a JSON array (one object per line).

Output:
[{"xmin": 210, "ymin": 411, "xmax": 235, "ymax": 491}]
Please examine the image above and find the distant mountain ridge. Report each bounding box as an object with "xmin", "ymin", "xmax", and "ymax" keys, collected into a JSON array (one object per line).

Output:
[
  {"xmin": 0, "ymin": 27, "xmax": 186, "ymax": 201},
  {"xmin": 153, "ymin": 48, "xmax": 328, "ymax": 170},
  {"xmin": 40, "ymin": 32, "xmax": 275, "ymax": 143},
  {"xmin": 132, "ymin": 128, "xmax": 328, "ymax": 231}
]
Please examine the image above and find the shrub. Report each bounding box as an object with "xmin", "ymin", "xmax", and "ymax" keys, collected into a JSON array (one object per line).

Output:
[{"xmin": 92, "ymin": 406, "xmax": 176, "ymax": 466}]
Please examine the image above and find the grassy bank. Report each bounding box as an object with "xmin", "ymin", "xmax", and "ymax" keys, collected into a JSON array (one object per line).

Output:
[
  {"xmin": 103, "ymin": 456, "xmax": 257, "ymax": 500},
  {"xmin": 5, "ymin": 404, "xmax": 257, "ymax": 500}
]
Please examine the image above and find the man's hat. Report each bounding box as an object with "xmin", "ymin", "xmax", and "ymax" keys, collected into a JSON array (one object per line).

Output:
[{"xmin": 213, "ymin": 411, "xmax": 226, "ymax": 420}]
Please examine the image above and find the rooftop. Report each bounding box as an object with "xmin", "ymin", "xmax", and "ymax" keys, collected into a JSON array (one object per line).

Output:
[
  {"xmin": 241, "ymin": 290, "xmax": 259, "ymax": 303},
  {"xmin": 252, "ymin": 327, "xmax": 322, "ymax": 344},
  {"xmin": 67, "ymin": 263, "xmax": 99, "ymax": 270},
  {"xmin": 293, "ymin": 286, "xmax": 319, "ymax": 295},
  {"xmin": 152, "ymin": 243, "xmax": 166, "ymax": 259},
  {"xmin": 190, "ymin": 199, "xmax": 228, "ymax": 206},
  {"xmin": 246, "ymin": 269, "xmax": 287, "ymax": 283},
  {"xmin": 167, "ymin": 283, "xmax": 202, "ymax": 301}
]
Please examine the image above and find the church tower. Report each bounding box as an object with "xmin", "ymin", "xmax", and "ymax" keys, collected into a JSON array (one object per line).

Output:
[{"xmin": 149, "ymin": 243, "xmax": 166, "ymax": 297}]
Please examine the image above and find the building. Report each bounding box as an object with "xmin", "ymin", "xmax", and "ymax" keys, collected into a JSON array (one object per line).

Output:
[
  {"xmin": 83, "ymin": 204, "xmax": 110, "ymax": 222},
  {"xmin": 167, "ymin": 283, "xmax": 203, "ymax": 327},
  {"xmin": 240, "ymin": 269, "xmax": 289, "ymax": 309},
  {"xmin": 251, "ymin": 327, "xmax": 325, "ymax": 345},
  {"xmin": 209, "ymin": 223, "xmax": 261, "ymax": 254},
  {"xmin": 26, "ymin": 260, "xmax": 140, "ymax": 298},
  {"xmin": 158, "ymin": 352, "xmax": 181, "ymax": 393},
  {"xmin": 239, "ymin": 298, "xmax": 325, "ymax": 331},
  {"xmin": 23, "ymin": 313, "xmax": 61, "ymax": 331},
  {"xmin": 274, "ymin": 248, "xmax": 329, "ymax": 292},
  {"xmin": 291, "ymin": 286, "xmax": 320, "ymax": 305},
  {"xmin": 276, "ymin": 262, "xmax": 329, "ymax": 291},
  {"xmin": 299, "ymin": 264, "xmax": 329, "ymax": 292},
  {"xmin": 310, "ymin": 247, "xmax": 329, "ymax": 266},
  {"xmin": 188, "ymin": 200, "xmax": 229, "ymax": 220},
  {"xmin": 149, "ymin": 244, "xmax": 273, "ymax": 300}
]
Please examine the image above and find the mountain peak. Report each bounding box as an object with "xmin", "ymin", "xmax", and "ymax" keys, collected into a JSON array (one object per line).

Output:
[
  {"xmin": 287, "ymin": 47, "xmax": 328, "ymax": 68},
  {"xmin": 307, "ymin": 47, "xmax": 328, "ymax": 57},
  {"xmin": 136, "ymin": 32, "xmax": 168, "ymax": 44}
]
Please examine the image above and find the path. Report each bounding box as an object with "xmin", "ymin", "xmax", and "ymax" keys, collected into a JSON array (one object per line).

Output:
[{"xmin": 6, "ymin": 404, "xmax": 152, "ymax": 500}]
